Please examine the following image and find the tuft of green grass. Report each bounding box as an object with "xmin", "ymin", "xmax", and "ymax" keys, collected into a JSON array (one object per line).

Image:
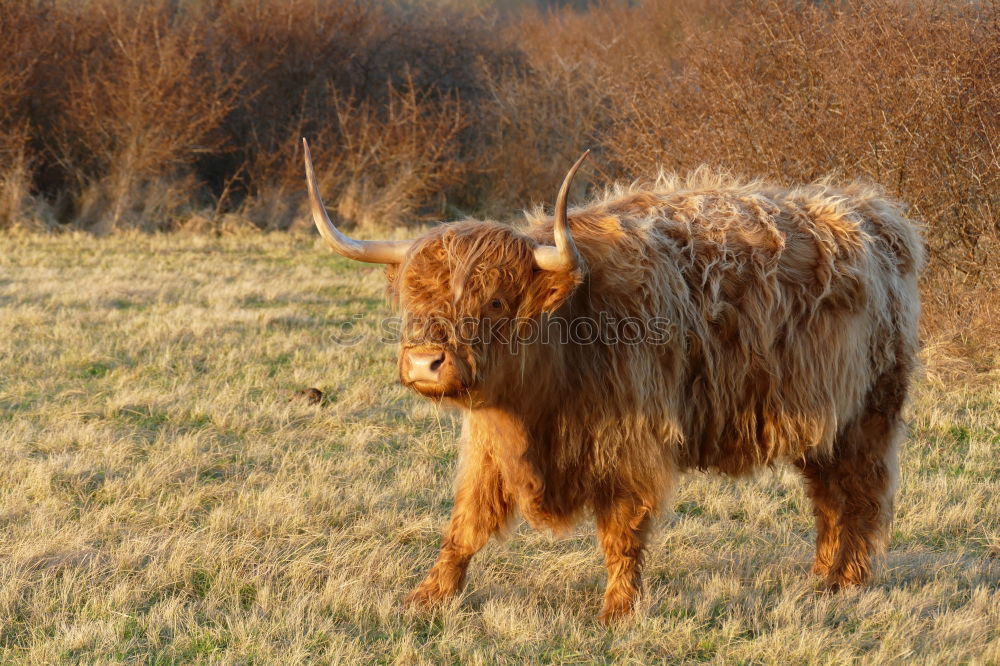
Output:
[{"xmin": 0, "ymin": 233, "xmax": 996, "ymax": 663}]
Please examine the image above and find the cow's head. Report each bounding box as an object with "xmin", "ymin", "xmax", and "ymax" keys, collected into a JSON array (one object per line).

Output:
[{"xmin": 302, "ymin": 139, "xmax": 588, "ymax": 403}]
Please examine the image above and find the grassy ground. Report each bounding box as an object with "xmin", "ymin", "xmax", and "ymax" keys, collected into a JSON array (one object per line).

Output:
[{"xmin": 0, "ymin": 233, "xmax": 997, "ymax": 664}]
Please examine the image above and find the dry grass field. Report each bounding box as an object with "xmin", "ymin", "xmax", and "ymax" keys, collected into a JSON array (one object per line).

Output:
[{"xmin": 0, "ymin": 233, "xmax": 997, "ymax": 663}]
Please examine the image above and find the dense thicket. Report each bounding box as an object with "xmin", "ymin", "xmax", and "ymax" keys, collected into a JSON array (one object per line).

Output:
[{"xmin": 1, "ymin": 0, "xmax": 997, "ymax": 294}]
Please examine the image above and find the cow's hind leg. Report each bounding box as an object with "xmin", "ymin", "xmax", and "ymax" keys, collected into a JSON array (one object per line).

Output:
[
  {"xmin": 824, "ymin": 409, "xmax": 902, "ymax": 589},
  {"xmin": 802, "ymin": 368, "xmax": 906, "ymax": 589},
  {"xmin": 595, "ymin": 492, "xmax": 654, "ymax": 624},
  {"xmin": 405, "ymin": 446, "xmax": 513, "ymax": 608}
]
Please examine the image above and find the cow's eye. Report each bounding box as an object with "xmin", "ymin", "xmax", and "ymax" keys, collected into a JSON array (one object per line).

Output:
[{"xmin": 487, "ymin": 298, "xmax": 504, "ymax": 313}]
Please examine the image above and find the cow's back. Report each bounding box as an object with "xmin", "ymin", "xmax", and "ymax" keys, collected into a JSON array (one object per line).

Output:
[{"xmin": 528, "ymin": 174, "xmax": 924, "ymax": 476}]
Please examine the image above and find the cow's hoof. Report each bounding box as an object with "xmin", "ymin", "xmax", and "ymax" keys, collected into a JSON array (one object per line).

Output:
[
  {"xmin": 823, "ymin": 569, "xmax": 865, "ymax": 592},
  {"xmin": 811, "ymin": 560, "xmax": 832, "ymax": 576},
  {"xmin": 598, "ymin": 598, "xmax": 635, "ymax": 625},
  {"xmin": 403, "ymin": 587, "xmax": 441, "ymax": 609},
  {"xmin": 404, "ymin": 580, "xmax": 454, "ymax": 609}
]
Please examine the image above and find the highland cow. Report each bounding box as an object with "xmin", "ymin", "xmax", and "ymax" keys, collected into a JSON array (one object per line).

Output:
[{"xmin": 302, "ymin": 139, "xmax": 923, "ymax": 622}]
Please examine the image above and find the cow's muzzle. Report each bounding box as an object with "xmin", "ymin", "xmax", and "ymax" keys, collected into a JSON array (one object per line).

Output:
[{"xmin": 400, "ymin": 346, "xmax": 467, "ymax": 397}]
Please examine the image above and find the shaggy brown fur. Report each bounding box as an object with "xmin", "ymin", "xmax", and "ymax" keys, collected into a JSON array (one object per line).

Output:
[{"xmin": 380, "ymin": 170, "xmax": 923, "ymax": 622}]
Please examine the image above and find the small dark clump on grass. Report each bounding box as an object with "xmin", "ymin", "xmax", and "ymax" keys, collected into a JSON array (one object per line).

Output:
[{"xmin": 290, "ymin": 388, "xmax": 324, "ymax": 406}]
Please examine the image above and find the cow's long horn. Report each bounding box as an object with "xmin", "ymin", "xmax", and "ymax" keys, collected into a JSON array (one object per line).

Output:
[
  {"xmin": 534, "ymin": 150, "xmax": 589, "ymax": 273},
  {"xmin": 303, "ymin": 138, "xmax": 412, "ymax": 264}
]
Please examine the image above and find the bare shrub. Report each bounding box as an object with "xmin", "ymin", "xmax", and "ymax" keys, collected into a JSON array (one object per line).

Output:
[
  {"xmin": 50, "ymin": 0, "xmax": 241, "ymax": 232},
  {"xmin": 317, "ymin": 80, "xmax": 467, "ymax": 228},
  {"xmin": 463, "ymin": 0, "xmax": 706, "ymax": 214},
  {"xmin": 242, "ymin": 77, "xmax": 467, "ymax": 230},
  {"xmin": 593, "ymin": 0, "xmax": 1000, "ymax": 286},
  {"xmin": 201, "ymin": 0, "xmax": 513, "ymax": 227},
  {"xmin": 469, "ymin": 8, "xmax": 613, "ymax": 215},
  {"xmin": 0, "ymin": 0, "xmax": 45, "ymax": 229}
]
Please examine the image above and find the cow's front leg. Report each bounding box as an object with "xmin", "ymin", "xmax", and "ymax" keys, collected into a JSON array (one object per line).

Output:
[
  {"xmin": 595, "ymin": 493, "xmax": 653, "ymax": 624},
  {"xmin": 405, "ymin": 447, "xmax": 513, "ymax": 608}
]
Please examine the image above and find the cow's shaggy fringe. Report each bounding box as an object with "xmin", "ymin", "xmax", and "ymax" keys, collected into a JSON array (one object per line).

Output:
[{"xmin": 387, "ymin": 170, "xmax": 923, "ymax": 621}]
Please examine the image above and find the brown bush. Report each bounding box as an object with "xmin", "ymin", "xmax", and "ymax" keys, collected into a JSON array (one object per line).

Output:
[
  {"xmin": 580, "ymin": 1, "xmax": 1000, "ymax": 285},
  {"xmin": 463, "ymin": 7, "xmax": 613, "ymax": 216},
  {"xmin": 197, "ymin": 0, "xmax": 516, "ymax": 229},
  {"xmin": 0, "ymin": 0, "xmax": 512, "ymax": 232},
  {"xmin": 0, "ymin": 0, "xmax": 47, "ymax": 229},
  {"xmin": 242, "ymin": 76, "xmax": 467, "ymax": 231},
  {"xmin": 46, "ymin": 1, "xmax": 242, "ymax": 232}
]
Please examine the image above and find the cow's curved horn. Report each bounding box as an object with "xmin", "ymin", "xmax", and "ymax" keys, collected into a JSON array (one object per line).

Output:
[
  {"xmin": 303, "ymin": 138, "xmax": 412, "ymax": 264},
  {"xmin": 533, "ymin": 150, "xmax": 589, "ymax": 273}
]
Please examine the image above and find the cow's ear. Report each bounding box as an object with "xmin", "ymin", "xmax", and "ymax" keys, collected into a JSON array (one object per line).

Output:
[
  {"xmin": 384, "ymin": 264, "xmax": 401, "ymax": 305},
  {"xmin": 522, "ymin": 268, "xmax": 583, "ymax": 316}
]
